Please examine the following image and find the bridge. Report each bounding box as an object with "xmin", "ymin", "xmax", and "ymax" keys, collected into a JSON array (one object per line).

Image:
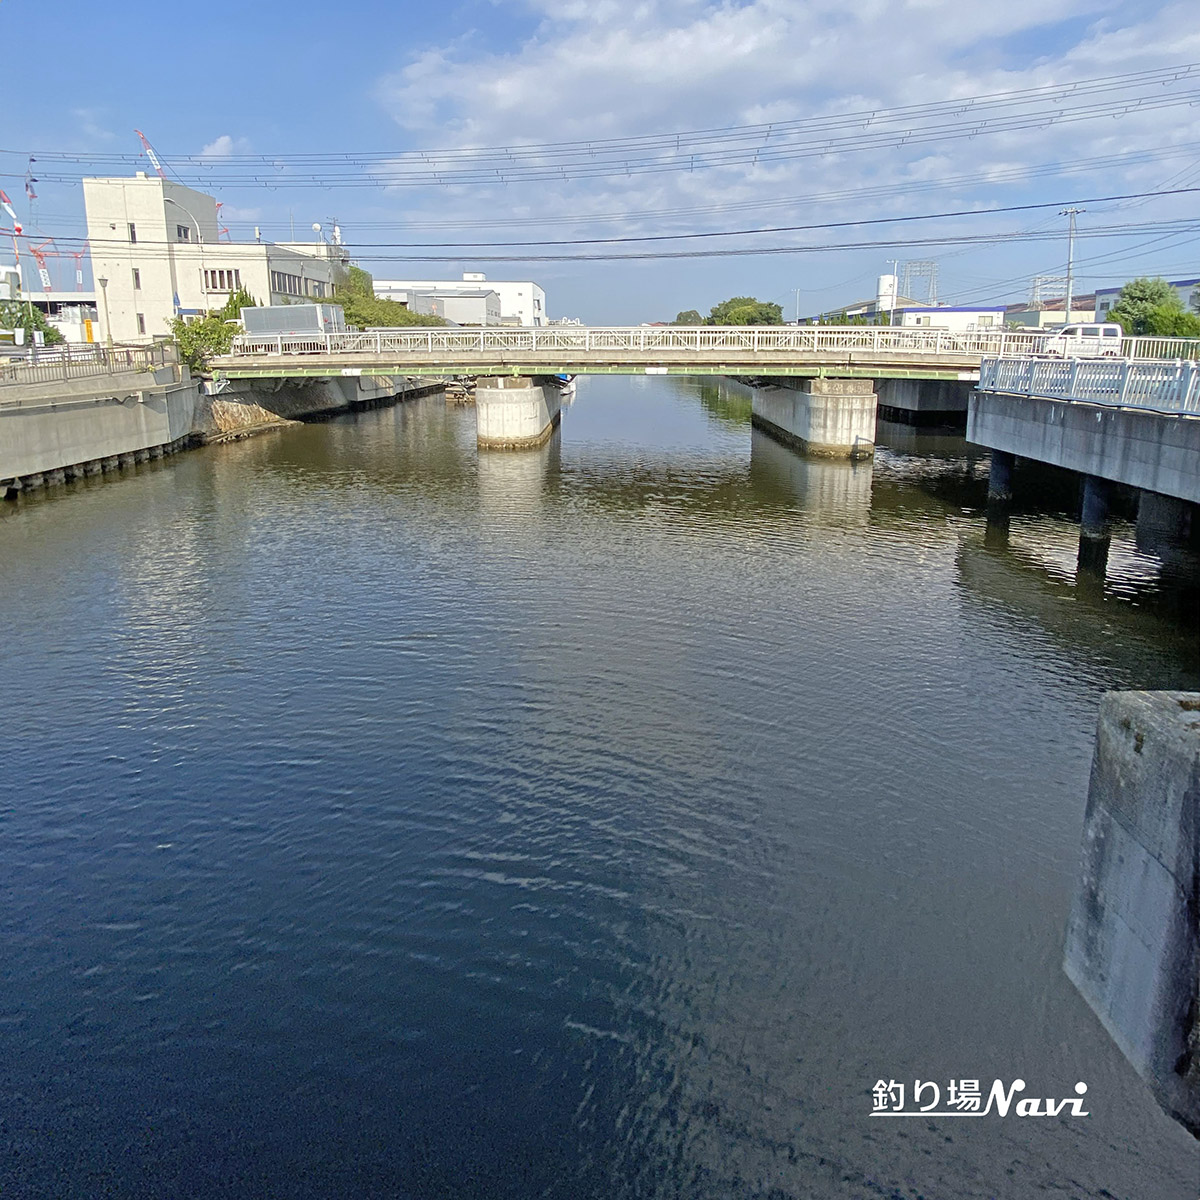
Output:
[
  {"xmin": 214, "ymin": 325, "xmax": 1200, "ymax": 383},
  {"xmin": 211, "ymin": 324, "xmax": 1200, "ymax": 456},
  {"xmin": 972, "ymin": 354, "xmax": 1200, "ymax": 576}
]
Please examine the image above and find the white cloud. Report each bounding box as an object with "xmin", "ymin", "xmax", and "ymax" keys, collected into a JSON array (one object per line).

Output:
[
  {"xmin": 367, "ymin": 0, "xmax": 1200, "ymax": 318},
  {"xmin": 72, "ymin": 108, "xmax": 116, "ymax": 144},
  {"xmin": 199, "ymin": 134, "xmax": 252, "ymax": 159}
]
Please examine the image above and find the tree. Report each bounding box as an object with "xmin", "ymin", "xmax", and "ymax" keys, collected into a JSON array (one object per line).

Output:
[
  {"xmin": 170, "ymin": 288, "xmax": 259, "ymax": 370},
  {"xmin": 707, "ymin": 296, "xmax": 784, "ymax": 325},
  {"xmin": 674, "ymin": 309, "xmax": 703, "ymax": 325},
  {"xmin": 1105, "ymin": 277, "xmax": 1181, "ymax": 335},
  {"xmin": 328, "ymin": 265, "xmax": 445, "ymax": 329},
  {"xmin": 1141, "ymin": 305, "xmax": 1200, "ymax": 338},
  {"xmin": 0, "ymin": 300, "xmax": 66, "ymax": 346}
]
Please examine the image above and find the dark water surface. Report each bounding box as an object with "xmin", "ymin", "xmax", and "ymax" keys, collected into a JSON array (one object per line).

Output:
[{"xmin": 2, "ymin": 377, "xmax": 1197, "ymax": 1198}]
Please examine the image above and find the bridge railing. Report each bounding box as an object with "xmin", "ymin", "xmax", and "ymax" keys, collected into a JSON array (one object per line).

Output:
[
  {"xmin": 979, "ymin": 356, "xmax": 1200, "ymax": 414},
  {"xmin": 228, "ymin": 325, "xmax": 1054, "ymax": 359},
  {"xmin": 0, "ymin": 342, "xmax": 175, "ymax": 388},
  {"xmin": 225, "ymin": 325, "xmax": 1200, "ymax": 364}
]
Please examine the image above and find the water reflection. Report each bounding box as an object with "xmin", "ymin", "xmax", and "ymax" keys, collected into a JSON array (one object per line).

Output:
[{"xmin": 0, "ymin": 375, "xmax": 1196, "ymax": 1199}]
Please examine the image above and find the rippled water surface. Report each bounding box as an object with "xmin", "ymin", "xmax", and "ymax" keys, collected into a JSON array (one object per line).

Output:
[{"xmin": 2, "ymin": 377, "xmax": 1198, "ymax": 1198}]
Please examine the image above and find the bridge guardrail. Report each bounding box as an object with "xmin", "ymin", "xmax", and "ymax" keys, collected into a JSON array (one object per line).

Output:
[
  {"xmin": 979, "ymin": 356, "xmax": 1200, "ymax": 415},
  {"xmin": 0, "ymin": 342, "xmax": 175, "ymax": 388},
  {"xmin": 229, "ymin": 325, "xmax": 1048, "ymax": 359},
  {"xmin": 226, "ymin": 325, "xmax": 1200, "ymax": 363}
]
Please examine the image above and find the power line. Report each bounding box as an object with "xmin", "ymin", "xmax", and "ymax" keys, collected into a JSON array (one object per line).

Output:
[
  {"xmin": 4, "ymin": 64, "xmax": 1198, "ymax": 189},
  {"xmin": 55, "ymin": 186, "xmax": 1200, "ymax": 253}
]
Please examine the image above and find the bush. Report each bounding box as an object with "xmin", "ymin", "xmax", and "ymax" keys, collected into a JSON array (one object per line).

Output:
[{"xmin": 0, "ymin": 300, "xmax": 65, "ymax": 346}]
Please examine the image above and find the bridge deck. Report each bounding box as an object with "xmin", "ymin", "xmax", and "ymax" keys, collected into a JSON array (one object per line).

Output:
[
  {"xmin": 212, "ymin": 326, "xmax": 1200, "ymax": 384},
  {"xmin": 215, "ymin": 349, "xmax": 984, "ymax": 382}
]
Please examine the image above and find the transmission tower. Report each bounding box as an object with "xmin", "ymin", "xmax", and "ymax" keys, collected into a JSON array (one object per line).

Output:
[
  {"xmin": 900, "ymin": 260, "xmax": 939, "ymax": 305},
  {"xmin": 1030, "ymin": 275, "xmax": 1069, "ymax": 305}
]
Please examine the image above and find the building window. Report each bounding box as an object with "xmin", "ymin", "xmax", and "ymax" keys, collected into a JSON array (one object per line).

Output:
[
  {"xmin": 136, "ymin": 313, "xmax": 146, "ymax": 334},
  {"xmin": 304, "ymin": 277, "xmax": 326, "ymax": 298},
  {"xmin": 270, "ymin": 270, "xmax": 303, "ymax": 297},
  {"xmin": 176, "ymin": 225, "xmax": 191, "ymax": 242},
  {"xmin": 977, "ymin": 315, "xmax": 993, "ymax": 327},
  {"xmin": 132, "ymin": 268, "xmax": 141, "ymax": 290},
  {"xmin": 204, "ymin": 268, "xmax": 242, "ymax": 292},
  {"xmin": 128, "ymin": 223, "xmax": 137, "ymax": 244}
]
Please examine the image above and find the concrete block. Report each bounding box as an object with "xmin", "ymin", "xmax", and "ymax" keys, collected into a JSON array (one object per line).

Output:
[{"xmin": 1064, "ymin": 690, "xmax": 1200, "ymax": 1135}]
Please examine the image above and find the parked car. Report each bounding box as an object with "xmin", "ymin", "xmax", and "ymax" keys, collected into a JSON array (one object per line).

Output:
[{"xmin": 1041, "ymin": 323, "xmax": 1124, "ymax": 357}]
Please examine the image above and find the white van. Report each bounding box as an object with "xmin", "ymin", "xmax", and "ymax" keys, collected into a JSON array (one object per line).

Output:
[{"xmin": 1042, "ymin": 323, "xmax": 1124, "ymax": 358}]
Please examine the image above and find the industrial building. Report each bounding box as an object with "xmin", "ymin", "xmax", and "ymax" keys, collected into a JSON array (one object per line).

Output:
[
  {"xmin": 895, "ymin": 305, "xmax": 1008, "ymax": 331},
  {"xmin": 83, "ymin": 173, "xmax": 349, "ymax": 345},
  {"xmin": 407, "ymin": 288, "xmax": 502, "ymax": 325},
  {"xmin": 1004, "ymin": 295, "xmax": 1097, "ymax": 328},
  {"xmin": 375, "ymin": 273, "xmax": 546, "ymax": 326}
]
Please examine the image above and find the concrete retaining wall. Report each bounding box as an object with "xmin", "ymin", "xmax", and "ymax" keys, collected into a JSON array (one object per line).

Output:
[
  {"xmin": 751, "ymin": 378, "xmax": 876, "ymax": 458},
  {"xmin": 476, "ymin": 376, "xmax": 562, "ymax": 448},
  {"xmin": 969, "ymin": 391, "xmax": 1200, "ymax": 503},
  {"xmin": 193, "ymin": 374, "xmax": 424, "ymax": 441},
  {"xmin": 0, "ymin": 368, "xmax": 199, "ymax": 489},
  {"xmin": 1064, "ymin": 690, "xmax": 1200, "ymax": 1135}
]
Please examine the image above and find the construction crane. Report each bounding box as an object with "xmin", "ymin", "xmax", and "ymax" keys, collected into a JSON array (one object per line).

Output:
[
  {"xmin": 70, "ymin": 243, "xmax": 89, "ymax": 291},
  {"xmin": 134, "ymin": 129, "xmax": 166, "ymax": 178},
  {"xmin": 27, "ymin": 239, "xmax": 56, "ymax": 293},
  {"xmin": 0, "ymin": 188, "xmax": 23, "ymax": 235}
]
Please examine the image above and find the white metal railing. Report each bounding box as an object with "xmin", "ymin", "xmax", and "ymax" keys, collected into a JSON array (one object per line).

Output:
[
  {"xmin": 225, "ymin": 325, "xmax": 1200, "ymax": 363},
  {"xmin": 0, "ymin": 342, "xmax": 174, "ymax": 388},
  {"xmin": 979, "ymin": 356, "xmax": 1200, "ymax": 414}
]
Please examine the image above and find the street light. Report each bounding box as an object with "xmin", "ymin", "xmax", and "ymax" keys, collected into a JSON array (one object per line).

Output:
[
  {"xmin": 164, "ymin": 196, "xmax": 206, "ymax": 311},
  {"xmin": 97, "ymin": 276, "xmax": 112, "ymax": 351}
]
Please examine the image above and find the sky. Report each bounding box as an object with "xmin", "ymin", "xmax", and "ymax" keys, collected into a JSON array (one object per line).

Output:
[{"xmin": 2, "ymin": 0, "xmax": 1199, "ymax": 323}]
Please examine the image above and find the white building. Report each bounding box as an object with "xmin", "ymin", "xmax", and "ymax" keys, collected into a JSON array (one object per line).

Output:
[
  {"xmin": 896, "ymin": 305, "xmax": 1007, "ymax": 331},
  {"xmin": 375, "ymin": 272, "xmax": 546, "ymax": 326},
  {"xmin": 408, "ymin": 289, "xmax": 501, "ymax": 325},
  {"xmin": 83, "ymin": 173, "xmax": 348, "ymax": 345}
]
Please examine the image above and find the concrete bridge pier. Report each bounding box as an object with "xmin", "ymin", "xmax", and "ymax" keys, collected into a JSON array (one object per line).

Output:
[
  {"xmin": 1136, "ymin": 491, "xmax": 1195, "ymax": 557},
  {"xmin": 985, "ymin": 449, "xmax": 1014, "ymax": 536},
  {"xmin": 476, "ymin": 376, "xmax": 562, "ymax": 449},
  {"xmin": 1079, "ymin": 475, "xmax": 1113, "ymax": 575},
  {"xmin": 750, "ymin": 378, "xmax": 876, "ymax": 459},
  {"xmin": 1064, "ymin": 690, "xmax": 1200, "ymax": 1137}
]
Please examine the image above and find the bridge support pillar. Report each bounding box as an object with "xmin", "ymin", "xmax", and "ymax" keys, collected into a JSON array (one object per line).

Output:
[
  {"xmin": 1079, "ymin": 474, "xmax": 1112, "ymax": 575},
  {"xmin": 1064, "ymin": 690, "xmax": 1200, "ymax": 1137},
  {"xmin": 476, "ymin": 377, "xmax": 562, "ymax": 449},
  {"xmin": 1136, "ymin": 490, "xmax": 1194, "ymax": 556},
  {"xmin": 985, "ymin": 448, "xmax": 1014, "ymax": 537},
  {"xmin": 750, "ymin": 378, "xmax": 876, "ymax": 459}
]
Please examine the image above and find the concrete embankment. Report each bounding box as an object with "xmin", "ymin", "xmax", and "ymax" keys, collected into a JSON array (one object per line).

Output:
[
  {"xmin": 1, "ymin": 369, "xmax": 443, "ymax": 497},
  {"xmin": 0, "ymin": 366, "xmax": 198, "ymax": 496},
  {"xmin": 1064, "ymin": 690, "xmax": 1200, "ymax": 1136},
  {"xmin": 193, "ymin": 374, "xmax": 442, "ymax": 442}
]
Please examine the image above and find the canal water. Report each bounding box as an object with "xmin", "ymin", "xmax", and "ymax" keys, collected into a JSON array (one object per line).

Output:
[{"xmin": 1, "ymin": 376, "xmax": 1197, "ymax": 1198}]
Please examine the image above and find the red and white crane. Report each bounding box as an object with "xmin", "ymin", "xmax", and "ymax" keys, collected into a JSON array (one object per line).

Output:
[
  {"xmin": 134, "ymin": 129, "xmax": 166, "ymax": 178},
  {"xmin": 27, "ymin": 239, "xmax": 56, "ymax": 293}
]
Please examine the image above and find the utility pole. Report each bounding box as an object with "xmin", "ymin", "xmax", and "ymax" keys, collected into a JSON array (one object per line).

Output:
[{"xmin": 1061, "ymin": 207, "xmax": 1084, "ymax": 324}]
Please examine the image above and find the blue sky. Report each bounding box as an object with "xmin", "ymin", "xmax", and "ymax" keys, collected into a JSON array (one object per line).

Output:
[{"xmin": 3, "ymin": 0, "xmax": 1199, "ymax": 322}]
